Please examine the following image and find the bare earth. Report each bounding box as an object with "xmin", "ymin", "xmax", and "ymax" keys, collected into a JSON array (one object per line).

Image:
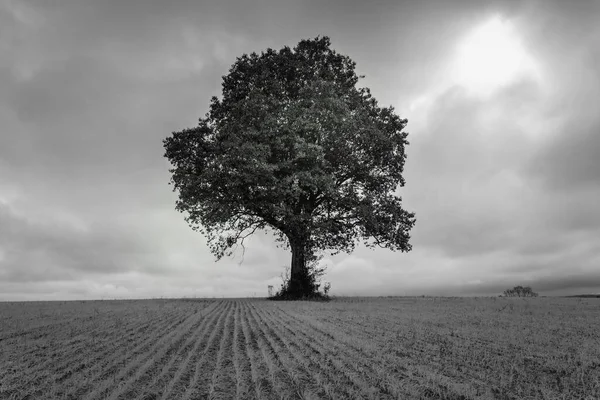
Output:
[{"xmin": 0, "ymin": 297, "xmax": 598, "ymax": 399}]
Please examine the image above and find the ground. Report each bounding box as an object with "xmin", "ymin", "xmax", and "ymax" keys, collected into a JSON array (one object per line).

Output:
[{"xmin": 1, "ymin": 297, "xmax": 598, "ymax": 399}]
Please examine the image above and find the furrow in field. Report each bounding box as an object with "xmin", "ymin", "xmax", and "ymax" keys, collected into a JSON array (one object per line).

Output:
[
  {"xmin": 20, "ymin": 309, "xmax": 161, "ymax": 380},
  {"xmin": 262, "ymin": 303, "xmax": 414, "ymax": 398},
  {"xmin": 21, "ymin": 306, "xmax": 168, "ymax": 361},
  {"xmin": 309, "ymin": 311, "xmax": 428, "ymax": 354},
  {"xmin": 331, "ymin": 306, "xmax": 530, "ymax": 395},
  {"xmin": 104, "ymin": 300, "xmax": 224, "ymax": 400},
  {"xmin": 0, "ymin": 301, "xmax": 216, "ymax": 398},
  {"xmin": 1, "ymin": 320, "xmax": 117, "ymax": 391},
  {"xmin": 205, "ymin": 300, "xmax": 238, "ymax": 399},
  {"xmin": 309, "ymin": 311, "xmax": 433, "ymax": 354},
  {"xmin": 309, "ymin": 309, "xmax": 472, "ymax": 367},
  {"xmin": 179, "ymin": 300, "xmax": 236, "ymax": 400},
  {"xmin": 317, "ymin": 311, "xmax": 468, "ymax": 384},
  {"xmin": 7, "ymin": 312, "xmax": 116, "ymax": 347},
  {"xmin": 4, "ymin": 306, "xmax": 140, "ymax": 344},
  {"xmin": 248, "ymin": 306, "xmax": 330, "ymax": 398},
  {"xmin": 0, "ymin": 320, "xmax": 71, "ymax": 342},
  {"xmin": 79, "ymin": 307, "xmax": 207, "ymax": 400},
  {"xmin": 249, "ymin": 302, "xmax": 367, "ymax": 400},
  {"xmin": 47, "ymin": 307, "xmax": 188, "ymax": 394},
  {"xmin": 158, "ymin": 300, "xmax": 231, "ymax": 400},
  {"xmin": 330, "ymin": 305, "xmax": 542, "ymax": 396},
  {"xmin": 243, "ymin": 302, "xmax": 311, "ymax": 400},
  {"xmin": 232, "ymin": 300, "xmax": 256, "ymax": 400},
  {"xmin": 3, "ymin": 322, "xmax": 65, "ymax": 361},
  {"xmin": 141, "ymin": 300, "xmax": 226, "ymax": 399},
  {"xmin": 238, "ymin": 301, "xmax": 279, "ymax": 400},
  {"xmin": 244, "ymin": 303, "xmax": 328, "ymax": 398},
  {"xmin": 3, "ymin": 308, "xmax": 184, "ymax": 399}
]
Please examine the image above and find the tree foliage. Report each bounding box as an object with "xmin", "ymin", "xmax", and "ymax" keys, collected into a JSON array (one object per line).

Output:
[
  {"xmin": 502, "ymin": 286, "xmax": 539, "ymax": 297},
  {"xmin": 163, "ymin": 36, "xmax": 416, "ymax": 298}
]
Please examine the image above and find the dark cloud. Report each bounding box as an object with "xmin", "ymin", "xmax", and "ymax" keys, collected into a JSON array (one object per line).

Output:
[
  {"xmin": 398, "ymin": 45, "xmax": 599, "ymax": 292},
  {"xmin": 516, "ymin": 0, "xmax": 600, "ymax": 193},
  {"xmin": 534, "ymin": 273, "xmax": 600, "ymax": 294},
  {"xmin": 1, "ymin": 52, "xmax": 225, "ymax": 173},
  {"xmin": 526, "ymin": 114, "xmax": 600, "ymax": 192},
  {"xmin": 404, "ymin": 81, "xmax": 541, "ymax": 258},
  {"xmin": 0, "ymin": 202, "xmax": 147, "ymax": 283}
]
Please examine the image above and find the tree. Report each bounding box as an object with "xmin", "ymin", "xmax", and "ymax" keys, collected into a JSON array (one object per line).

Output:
[
  {"xmin": 502, "ymin": 286, "xmax": 538, "ymax": 297},
  {"xmin": 163, "ymin": 36, "xmax": 416, "ymax": 299}
]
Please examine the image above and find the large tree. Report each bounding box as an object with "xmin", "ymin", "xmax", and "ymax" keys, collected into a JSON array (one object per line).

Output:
[{"xmin": 163, "ymin": 36, "xmax": 416, "ymax": 298}]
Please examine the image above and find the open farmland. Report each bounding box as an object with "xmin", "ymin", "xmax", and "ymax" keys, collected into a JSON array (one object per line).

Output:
[{"xmin": 1, "ymin": 297, "xmax": 599, "ymax": 399}]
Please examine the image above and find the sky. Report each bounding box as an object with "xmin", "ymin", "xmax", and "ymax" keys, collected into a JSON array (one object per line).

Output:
[{"xmin": 1, "ymin": 0, "xmax": 599, "ymax": 300}]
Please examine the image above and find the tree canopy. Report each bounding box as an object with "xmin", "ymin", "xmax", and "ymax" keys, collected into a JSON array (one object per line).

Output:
[{"xmin": 163, "ymin": 36, "xmax": 416, "ymax": 298}]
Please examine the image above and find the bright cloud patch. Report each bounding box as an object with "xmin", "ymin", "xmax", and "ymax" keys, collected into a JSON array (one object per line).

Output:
[{"xmin": 451, "ymin": 16, "xmax": 539, "ymax": 96}]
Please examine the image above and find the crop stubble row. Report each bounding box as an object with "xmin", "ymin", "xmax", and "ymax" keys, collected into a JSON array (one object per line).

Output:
[
  {"xmin": 1, "ymin": 298, "xmax": 599, "ymax": 400},
  {"xmin": 1, "ymin": 299, "xmax": 416, "ymax": 400}
]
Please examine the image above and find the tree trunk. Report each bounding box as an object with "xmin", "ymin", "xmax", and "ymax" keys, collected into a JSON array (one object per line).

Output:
[
  {"xmin": 287, "ymin": 239, "xmax": 312, "ymax": 297},
  {"xmin": 290, "ymin": 241, "xmax": 307, "ymax": 281}
]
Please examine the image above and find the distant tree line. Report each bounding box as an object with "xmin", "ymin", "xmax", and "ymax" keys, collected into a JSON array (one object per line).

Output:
[{"xmin": 502, "ymin": 285, "xmax": 538, "ymax": 297}]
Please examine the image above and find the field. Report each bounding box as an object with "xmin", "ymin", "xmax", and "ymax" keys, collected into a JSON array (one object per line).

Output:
[{"xmin": 1, "ymin": 297, "xmax": 598, "ymax": 400}]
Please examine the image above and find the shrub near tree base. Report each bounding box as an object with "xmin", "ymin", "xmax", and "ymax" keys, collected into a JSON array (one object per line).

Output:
[
  {"xmin": 270, "ymin": 271, "xmax": 330, "ymax": 301},
  {"xmin": 269, "ymin": 252, "xmax": 331, "ymax": 301}
]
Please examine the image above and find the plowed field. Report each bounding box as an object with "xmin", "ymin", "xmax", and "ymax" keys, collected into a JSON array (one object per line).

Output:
[{"xmin": 1, "ymin": 297, "xmax": 598, "ymax": 399}]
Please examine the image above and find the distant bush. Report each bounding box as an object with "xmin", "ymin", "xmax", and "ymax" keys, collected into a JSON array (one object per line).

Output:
[{"xmin": 502, "ymin": 285, "xmax": 538, "ymax": 297}]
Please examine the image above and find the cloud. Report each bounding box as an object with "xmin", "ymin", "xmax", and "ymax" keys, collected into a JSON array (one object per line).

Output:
[
  {"xmin": 326, "ymin": 256, "xmax": 382, "ymax": 295},
  {"xmin": 0, "ymin": 197, "xmax": 288, "ymax": 299},
  {"xmin": 525, "ymin": 98, "xmax": 600, "ymax": 192},
  {"xmin": 517, "ymin": 2, "xmax": 600, "ymax": 194},
  {"xmin": 404, "ymin": 80, "xmax": 542, "ymax": 258},
  {"xmin": 0, "ymin": 201, "xmax": 144, "ymax": 283},
  {"xmin": 393, "ymin": 1, "xmax": 600, "ymax": 296}
]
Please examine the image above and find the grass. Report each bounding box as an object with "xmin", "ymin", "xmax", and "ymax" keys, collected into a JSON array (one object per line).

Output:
[{"xmin": 0, "ymin": 297, "xmax": 599, "ymax": 399}]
